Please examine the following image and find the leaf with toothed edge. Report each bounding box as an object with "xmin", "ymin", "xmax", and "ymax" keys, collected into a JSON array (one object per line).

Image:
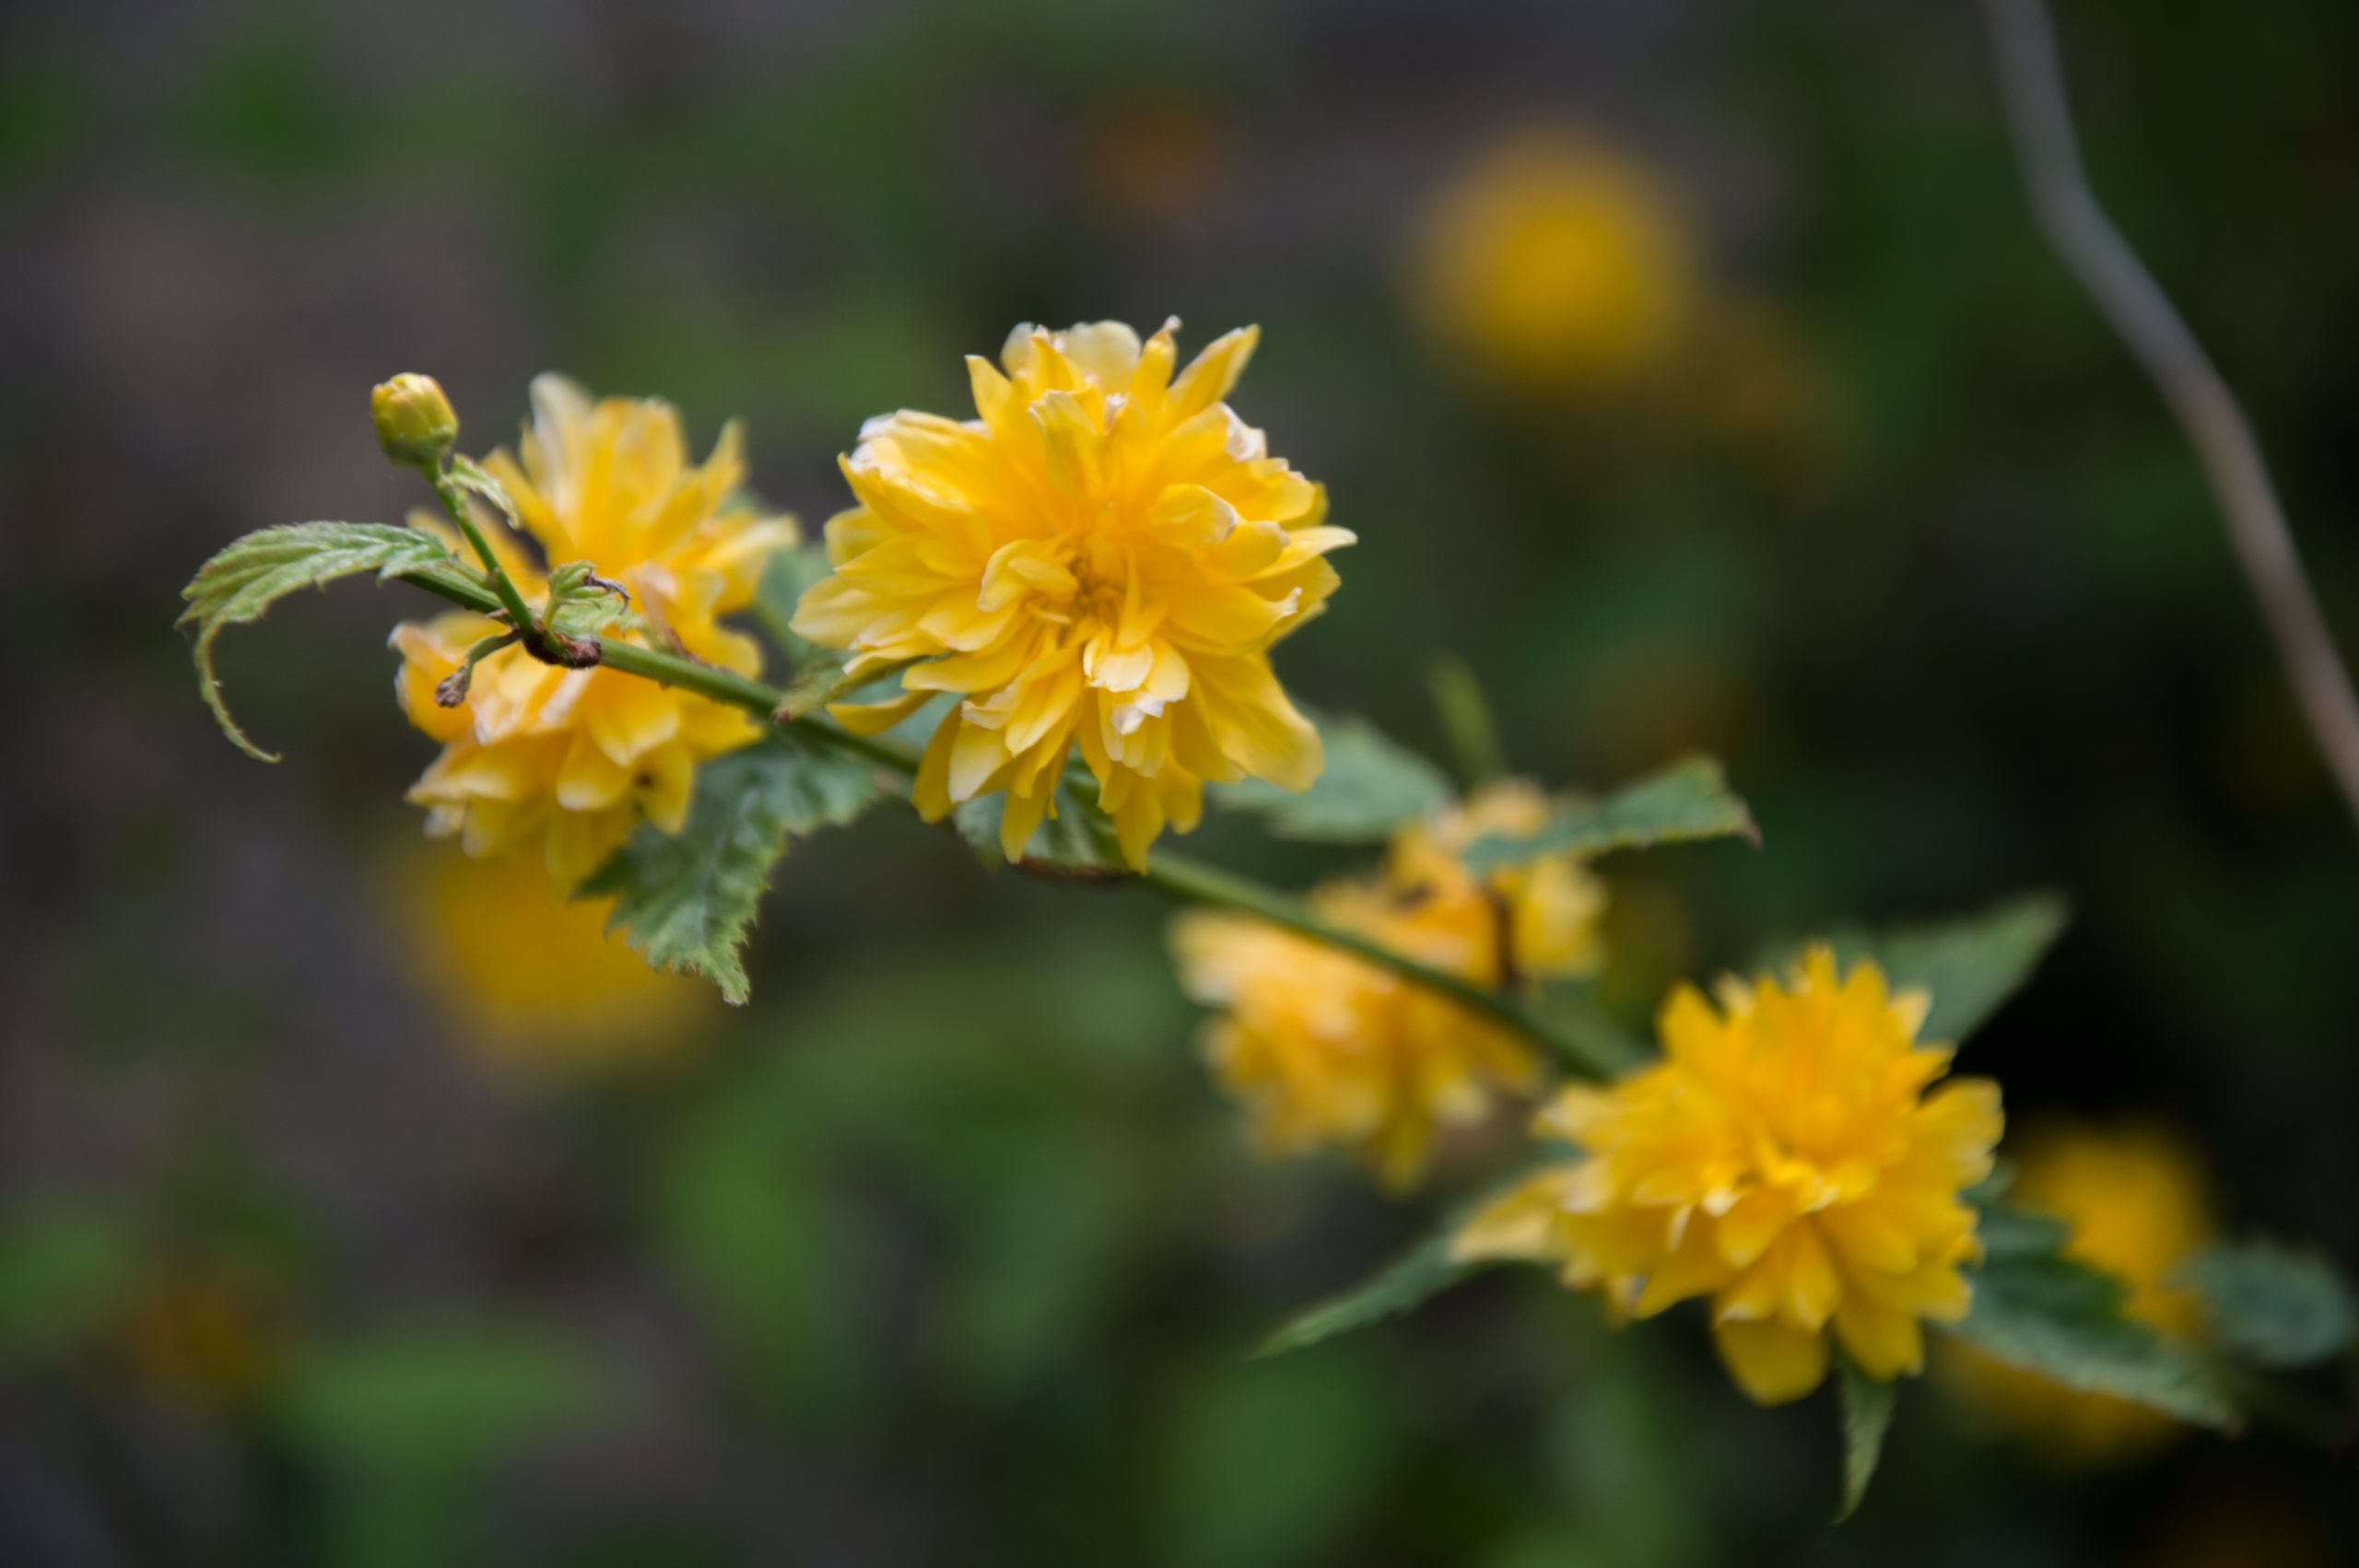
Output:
[
  {"xmin": 954, "ymin": 775, "xmax": 1124, "ymax": 874},
  {"xmin": 1459, "ymin": 755, "xmax": 1758, "ymax": 873},
  {"xmin": 579, "ymin": 731, "xmax": 886, "ymax": 1003},
  {"xmin": 754, "ymin": 542, "xmax": 837, "ymax": 666},
  {"xmin": 1254, "ymin": 1229, "xmax": 1489, "ymax": 1360},
  {"xmin": 1851, "ymin": 894, "xmax": 2071, "ymax": 1043},
  {"xmin": 1755, "ymin": 894, "xmax": 2071, "ymax": 1045},
  {"xmin": 1836, "ymin": 1355, "xmax": 1895, "ymax": 1522},
  {"xmin": 178, "ymin": 521, "xmax": 467, "ymax": 762},
  {"xmin": 1947, "ymin": 1192, "xmax": 2237, "ymax": 1429},
  {"xmin": 2181, "ymin": 1240, "xmax": 2358, "ymax": 1368},
  {"xmin": 1210, "ymin": 710, "xmax": 1455, "ymax": 842}
]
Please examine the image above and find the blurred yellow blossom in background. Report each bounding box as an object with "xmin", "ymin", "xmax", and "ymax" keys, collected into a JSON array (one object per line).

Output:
[
  {"xmin": 1413, "ymin": 132, "xmax": 1697, "ymax": 392},
  {"xmin": 1171, "ymin": 779, "xmax": 1605, "ymax": 1189},
  {"xmin": 122, "ymin": 1260, "xmax": 292, "ymax": 1411},
  {"xmin": 392, "ymin": 847, "xmax": 710, "ymax": 1071},
  {"xmin": 1942, "ymin": 1120, "xmax": 2217, "ymax": 1463},
  {"xmin": 792, "ymin": 321, "xmax": 1349, "ymax": 868},
  {"xmin": 1457, "ymin": 947, "xmax": 2002, "ymax": 1405},
  {"xmin": 392, "ymin": 376, "xmax": 795, "ymax": 884}
]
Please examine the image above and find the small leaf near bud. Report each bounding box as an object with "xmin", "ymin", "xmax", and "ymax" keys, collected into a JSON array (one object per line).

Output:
[{"xmin": 371, "ymin": 374, "xmax": 459, "ymax": 470}]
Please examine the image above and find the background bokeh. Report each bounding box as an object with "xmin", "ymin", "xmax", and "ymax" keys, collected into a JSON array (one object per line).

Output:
[{"xmin": 4, "ymin": 0, "xmax": 2356, "ymax": 1562}]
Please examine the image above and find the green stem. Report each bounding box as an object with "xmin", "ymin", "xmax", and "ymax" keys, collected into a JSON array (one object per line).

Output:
[
  {"xmin": 1427, "ymin": 654, "xmax": 1506, "ymax": 789},
  {"xmin": 385, "ymin": 556, "xmax": 1614, "ymax": 1077},
  {"xmin": 1143, "ymin": 851, "xmax": 1621, "ymax": 1079},
  {"xmin": 430, "ymin": 474, "xmax": 537, "ymax": 631}
]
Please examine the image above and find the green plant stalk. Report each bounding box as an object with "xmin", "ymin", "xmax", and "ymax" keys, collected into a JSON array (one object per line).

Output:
[
  {"xmin": 1138, "ymin": 851, "xmax": 1617, "ymax": 1079},
  {"xmin": 429, "ymin": 473, "xmax": 539, "ymax": 632},
  {"xmin": 384, "ymin": 557, "xmax": 1613, "ymax": 1077}
]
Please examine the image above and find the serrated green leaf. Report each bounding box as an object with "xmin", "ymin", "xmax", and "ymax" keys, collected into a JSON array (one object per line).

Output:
[
  {"xmin": 579, "ymin": 731, "xmax": 886, "ymax": 1003},
  {"xmin": 1210, "ymin": 711, "xmax": 1454, "ymax": 842},
  {"xmin": 755, "ymin": 541, "xmax": 836, "ymax": 664},
  {"xmin": 1256, "ymin": 1230, "xmax": 1487, "ymax": 1360},
  {"xmin": 1972, "ymin": 1197, "xmax": 2072, "ymax": 1259},
  {"xmin": 178, "ymin": 521, "xmax": 463, "ymax": 761},
  {"xmin": 1836, "ymin": 1356, "xmax": 1895, "ymax": 1522},
  {"xmin": 0, "ymin": 1205, "xmax": 136, "ymax": 1371},
  {"xmin": 444, "ymin": 454, "xmax": 522, "ymax": 532},
  {"xmin": 1853, "ymin": 894, "xmax": 2071, "ymax": 1042},
  {"xmin": 1460, "ymin": 755, "xmax": 1757, "ymax": 872},
  {"xmin": 954, "ymin": 778, "xmax": 1124, "ymax": 873},
  {"xmin": 2181, "ymin": 1240, "xmax": 2358, "ymax": 1368},
  {"xmin": 1755, "ymin": 895, "xmax": 2071, "ymax": 1046},
  {"xmin": 1948, "ymin": 1198, "xmax": 2236, "ymax": 1428}
]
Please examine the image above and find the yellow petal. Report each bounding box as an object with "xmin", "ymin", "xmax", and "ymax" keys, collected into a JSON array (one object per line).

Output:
[
  {"xmin": 556, "ymin": 728, "xmax": 633, "ymax": 812},
  {"xmin": 1833, "ymin": 1294, "xmax": 1925, "ymax": 1382},
  {"xmin": 1712, "ymin": 1318, "xmax": 1829, "ymax": 1406},
  {"xmin": 827, "ymin": 689, "xmax": 932, "ymax": 736},
  {"xmin": 586, "ymin": 674, "xmax": 682, "ymax": 767}
]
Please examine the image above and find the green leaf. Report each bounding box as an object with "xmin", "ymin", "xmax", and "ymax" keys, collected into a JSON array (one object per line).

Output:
[
  {"xmin": 1948, "ymin": 1197, "xmax": 2236, "ymax": 1429},
  {"xmin": 2181, "ymin": 1240, "xmax": 2358, "ymax": 1368},
  {"xmin": 178, "ymin": 521, "xmax": 464, "ymax": 761},
  {"xmin": 1836, "ymin": 1357, "xmax": 1895, "ymax": 1522},
  {"xmin": 1210, "ymin": 711, "xmax": 1454, "ymax": 843},
  {"xmin": 1460, "ymin": 755, "xmax": 1757, "ymax": 873},
  {"xmin": 1255, "ymin": 1229, "xmax": 1486, "ymax": 1360},
  {"xmin": 444, "ymin": 455, "xmax": 522, "ymax": 532},
  {"xmin": 954, "ymin": 776, "xmax": 1124, "ymax": 874},
  {"xmin": 1523, "ymin": 987, "xmax": 1649, "ymax": 1075},
  {"xmin": 0, "ymin": 1205, "xmax": 136, "ymax": 1371},
  {"xmin": 755, "ymin": 541, "xmax": 836, "ymax": 665},
  {"xmin": 1850, "ymin": 894, "xmax": 2071, "ymax": 1043},
  {"xmin": 579, "ymin": 731, "xmax": 886, "ymax": 1003},
  {"xmin": 277, "ymin": 1323, "xmax": 619, "ymax": 1474}
]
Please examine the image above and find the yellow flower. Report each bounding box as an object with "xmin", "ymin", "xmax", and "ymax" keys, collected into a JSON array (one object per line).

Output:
[
  {"xmin": 392, "ymin": 848, "xmax": 710, "ymax": 1071},
  {"xmin": 391, "ymin": 376, "xmax": 796, "ymax": 884},
  {"xmin": 1942, "ymin": 1121, "xmax": 2215, "ymax": 1462},
  {"xmin": 791, "ymin": 321, "xmax": 1351, "ymax": 869},
  {"xmin": 1413, "ymin": 133, "xmax": 1696, "ymax": 392},
  {"xmin": 122, "ymin": 1260, "xmax": 289, "ymax": 1411},
  {"xmin": 1170, "ymin": 779, "xmax": 1605, "ymax": 1189},
  {"xmin": 1456, "ymin": 946, "xmax": 2003, "ymax": 1405},
  {"xmin": 1387, "ymin": 778, "xmax": 1607, "ymax": 982}
]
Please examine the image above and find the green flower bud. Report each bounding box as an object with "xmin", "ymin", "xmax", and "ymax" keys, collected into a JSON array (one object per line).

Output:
[{"xmin": 371, "ymin": 373, "xmax": 458, "ymax": 470}]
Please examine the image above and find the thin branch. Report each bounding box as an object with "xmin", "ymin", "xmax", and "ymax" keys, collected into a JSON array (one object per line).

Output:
[
  {"xmin": 1141, "ymin": 851, "xmax": 1625, "ymax": 1079},
  {"xmin": 385, "ymin": 557, "xmax": 1616, "ymax": 1076},
  {"xmin": 1982, "ymin": 0, "xmax": 2359, "ymax": 827}
]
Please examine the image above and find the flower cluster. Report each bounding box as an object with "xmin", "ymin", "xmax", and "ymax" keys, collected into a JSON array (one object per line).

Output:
[
  {"xmin": 1456, "ymin": 946, "xmax": 2002, "ymax": 1404},
  {"xmin": 1942, "ymin": 1121, "xmax": 2214, "ymax": 1460},
  {"xmin": 1171, "ymin": 779, "xmax": 1607, "ymax": 1189},
  {"xmin": 392, "ymin": 376, "xmax": 795, "ymax": 884},
  {"xmin": 791, "ymin": 320, "xmax": 1350, "ymax": 868}
]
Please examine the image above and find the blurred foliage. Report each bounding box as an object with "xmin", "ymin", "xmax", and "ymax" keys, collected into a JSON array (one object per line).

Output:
[{"xmin": 6, "ymin": 0, "xmax": 2359, "ymax": 1562}]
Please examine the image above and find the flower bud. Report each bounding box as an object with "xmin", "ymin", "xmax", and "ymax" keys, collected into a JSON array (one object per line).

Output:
[{"xmin": 371, "ymin": 373, "xmax": 458, "ymax": 470}]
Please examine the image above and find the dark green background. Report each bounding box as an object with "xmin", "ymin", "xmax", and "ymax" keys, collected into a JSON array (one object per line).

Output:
[{"xmin": 2, "ymin": 0, "xmax": 2354, "ymax": 1562}]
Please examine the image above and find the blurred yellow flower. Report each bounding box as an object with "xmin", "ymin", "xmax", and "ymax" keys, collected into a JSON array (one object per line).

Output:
[
  {"xmin": 1942, "ymin": 1120, "xmax": 2216, "ymax": 1462},
  {"xmin": 393, "ymin": 848, "xmax": 710, "ymax": 1071},
  {"xmin": 1171, "ymin": 779, "xmax": 1605, "ymax": 1190},
  {"xmin": 1413, "ymin": 133, "xmax": 1696, "ymax": 392},
  {"xmin": 792, "ymin": 321, "xmax": 1349, "ymax": 869},
  {"xmin": 392, "ymin": 376, "xmax": 795, "ymax": 884},
  {"xmin": 1388, "ymin": 778, "xmax": 1607, "ymax": 982},
  {"xmin": 122, "ymin": 1261, "xmax": 290, "ymax": 1411},
  {"xmin": 1456, "ymin": 946, "xmax": 2002, "ymax": 1405}
]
